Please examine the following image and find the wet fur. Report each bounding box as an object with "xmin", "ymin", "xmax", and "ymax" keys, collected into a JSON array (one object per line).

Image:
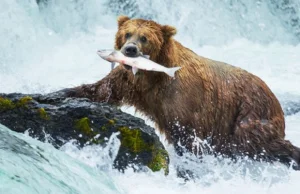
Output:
[{"xmin": 65, "ymin": 16, "xmax": 300, "ymax": 169}]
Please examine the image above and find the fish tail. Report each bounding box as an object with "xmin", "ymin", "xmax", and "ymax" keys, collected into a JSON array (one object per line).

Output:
[{"xmin": 166, "ymin": 67, "xmax": 181, "ymax": 77}]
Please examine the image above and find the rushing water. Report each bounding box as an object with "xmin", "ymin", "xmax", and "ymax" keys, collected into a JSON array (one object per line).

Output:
[
  {"xmin": 0, "ymin": 124, "xmax": 123, "ymax": 194},
  {"xmin": 1, "ymin": 0, "xmax": 300, "ymax": 193}
]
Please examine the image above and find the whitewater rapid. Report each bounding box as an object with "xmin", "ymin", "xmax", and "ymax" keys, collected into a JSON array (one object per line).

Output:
[{"xmin": 1, "ymin": 0, "xmax": 300, "ymax": 193}]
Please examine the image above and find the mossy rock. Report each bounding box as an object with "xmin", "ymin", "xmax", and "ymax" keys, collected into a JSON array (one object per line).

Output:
[
  {"xmin": 148, "ymin": 149, "xmax": 169, "ymax": 175},
  {"xmin": 75, "ymin": 117, "xmax": 96, "ymax": 137},
  {"xmin": 38, "ymin": 108, "xmax": 50, "ymax": 120},
  {"xmin": 118, "ymin": 127, "xmax": 150, "ymax": 153},
  {"xmin": 117, "ymin": 126, "xmax": 169, "ymax": 174},
  {"xmin": 16, "ymin": 96, "xmax": 32, "ymax": 107},
  {"xmin": 0, "ymin": 93, "xmax": 169, "ymax": 175},
  {"xmin": 0, "ymin": 97, "xmax": 14, "ymax": 111},
  {"xmin": 0, "ymin": 96, "xmax": 32, "ymax": 111}
]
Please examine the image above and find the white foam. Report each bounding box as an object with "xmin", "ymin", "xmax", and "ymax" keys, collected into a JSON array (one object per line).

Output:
[{"xmin": 1, "ymin": 0, "xmax": 300, "ymax": 193}]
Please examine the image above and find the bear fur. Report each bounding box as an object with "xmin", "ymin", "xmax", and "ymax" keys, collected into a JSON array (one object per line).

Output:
[{"xmin": 63, "ymin": 16, "xmax": 300, "ymax": 169}]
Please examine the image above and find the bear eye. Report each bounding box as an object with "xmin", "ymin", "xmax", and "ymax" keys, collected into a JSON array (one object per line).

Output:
[
  {"xmin": 125, "ymin": 33, "xmax": 131, "ymax": 39},
  {"xmin": 140, "ymin": 36, "xmax": 147, "ymax": 43}
]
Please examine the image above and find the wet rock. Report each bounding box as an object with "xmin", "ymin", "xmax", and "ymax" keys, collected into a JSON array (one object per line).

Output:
[{"xmin": 0, "ymin": 93, "xmax": 169, "ymax": 174}]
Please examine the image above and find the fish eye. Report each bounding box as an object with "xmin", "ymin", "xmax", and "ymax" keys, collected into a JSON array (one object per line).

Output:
[
  {"xmin": 140, "ymin": 36, "xmax": 147, "ymax": 43},
  {"xmin": 125, "ymin": 33, "xmax": 131, "ymax": 39}
]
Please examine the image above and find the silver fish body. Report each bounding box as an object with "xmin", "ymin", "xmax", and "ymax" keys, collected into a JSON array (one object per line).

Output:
[{"xmin": 97, "ymin": 50, "xmax": 181, "ymax": 77}]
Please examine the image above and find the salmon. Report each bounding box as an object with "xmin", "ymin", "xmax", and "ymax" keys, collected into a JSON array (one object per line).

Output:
[{"xmin": 97, "ymin": 50, "xmax": 181, "ymax": 77}]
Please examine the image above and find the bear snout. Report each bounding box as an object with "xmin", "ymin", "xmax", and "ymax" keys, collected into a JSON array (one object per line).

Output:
[
  {"xmin": 125, "ymin": 45, "xmax": 138, "ymax": 57},
  {"xmin": 122, "ymin": 43, "xmax": 140, "ymax": 57}
]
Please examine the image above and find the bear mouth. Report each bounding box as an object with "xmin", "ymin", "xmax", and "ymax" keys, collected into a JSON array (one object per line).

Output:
[{"xmin": 123, "ymin": 64, "xmax": 132, "ymax": 70}]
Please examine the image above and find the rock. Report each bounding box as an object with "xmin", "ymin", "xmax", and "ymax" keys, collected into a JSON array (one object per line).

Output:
[{"xmin": 0, "ymin": 93, "xmax": 169, "ymax": 175}]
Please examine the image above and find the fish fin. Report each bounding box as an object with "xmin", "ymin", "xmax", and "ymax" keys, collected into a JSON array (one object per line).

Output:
[
  {"xmin": 166, "ymin": 67, "xmax": 181, "ymax": 77},
  {"xmin": 111, "ymin": 62, "xmax": 116, "ymax": 70},
  {"xmin": 132, "ymin": 66, "xmax": 139, "ymax": 75},
  {"xmin": 143, "ymin": 55, "xmax": 150, "ymax": 59}
]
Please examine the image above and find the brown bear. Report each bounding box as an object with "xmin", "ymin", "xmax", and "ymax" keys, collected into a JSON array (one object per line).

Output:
[{"xmin": 60, "ymin": 15, "xmax": 300, "ymax": 169}]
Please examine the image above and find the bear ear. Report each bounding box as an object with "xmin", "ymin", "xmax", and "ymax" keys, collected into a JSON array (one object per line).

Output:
[
  {"xmin": 161, "ymin": 25, "xmax": 177, "ymax": 38},
  {"xmin": 117, "ymin": 15, "xmax": 130, "ymax": 28}
]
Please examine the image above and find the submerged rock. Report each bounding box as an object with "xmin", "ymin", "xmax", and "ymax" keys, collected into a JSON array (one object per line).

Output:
[{"xmin": 0, "ymin": 93, "xmax": 169, "ymax": 174}]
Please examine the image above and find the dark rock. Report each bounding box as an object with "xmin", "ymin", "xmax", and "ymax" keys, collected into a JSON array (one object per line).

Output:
[{"xmin": 0, "ymin": 93, "xmax": 169, "ymax": 174}]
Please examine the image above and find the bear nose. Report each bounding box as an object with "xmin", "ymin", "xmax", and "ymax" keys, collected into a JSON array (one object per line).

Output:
[{"xmin": 125, "ymin": 45, "xmax": 138, "ymax": 57}]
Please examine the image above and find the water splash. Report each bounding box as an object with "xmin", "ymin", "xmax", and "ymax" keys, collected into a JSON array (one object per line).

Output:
[
  {"xmin": 107, "ymin": 0, "xmax": 300, "ymax": 45},
  {"xmin": 60, "ymin": 132, "xmax": 121, "ymax": 171},
  {"xmin": 0, "ymin": 124, "xmax": 123, "ymax": 194},
  {"xmin": 1, "ymin": 0, "xmax": 300, "ymax": 193}
]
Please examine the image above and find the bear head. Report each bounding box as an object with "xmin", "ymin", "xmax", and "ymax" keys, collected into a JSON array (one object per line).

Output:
[{"xmin": 114, "ymin": 15, "xmax": 177, "ymax": 68}]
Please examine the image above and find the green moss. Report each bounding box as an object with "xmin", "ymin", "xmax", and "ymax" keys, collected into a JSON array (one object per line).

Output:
[
  {"xmin": 118, "ymin": 126, "xmax": 169, "ymax": 175},
  {"xmin": 16, "ymin": 96, "xmax": 32, "ymax": 107},
  {"xmin": 118, "ymin": 127, "xmax": 149, "ymax": 153},
  {"xmin": 0, "ymin": 97, "xmax": 14, "ymax": 111},
  {"xmin": 75, "ymin": 117, "xmax": 95, "ymax": 136},
  {"xmin": 100, "ymin": 119, "xmax": 116, "ymax": 131},
  {"xmin": 0, "ymin": 96, "xmax": 32, "ymax": 111},
  {"xmin": 148, "ymin": 148, "xmax": 169, "ymax": 175},
  {"xmin": 108, "ymin": 119, "xmax": 116, "ymax": 125},
  {"xmin": 38, "ymin": 108, "xmax": 49, "ymax": 120},
  {"xmin": 100, "ymin": 126, "xmax": 107, "ymax": 131}
]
